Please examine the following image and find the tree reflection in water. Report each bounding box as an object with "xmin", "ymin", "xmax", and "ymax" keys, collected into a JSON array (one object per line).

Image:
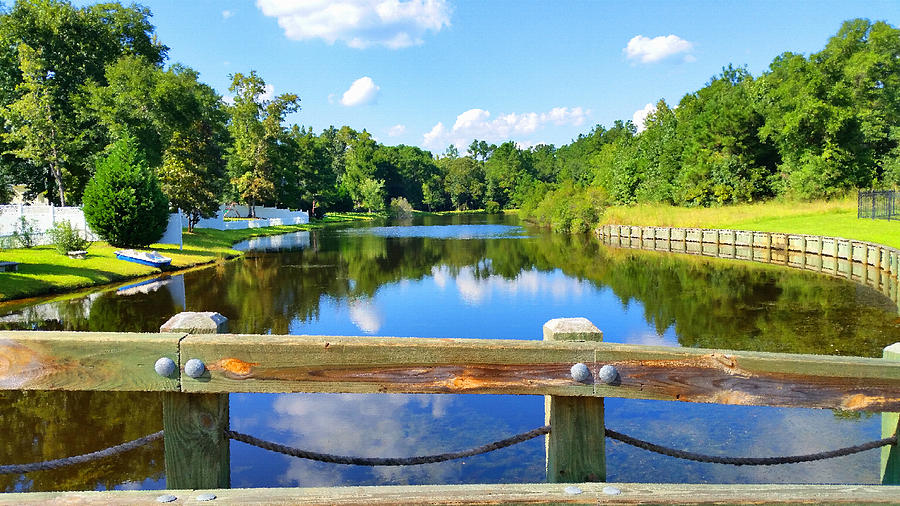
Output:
[{"xmin": 1, "ymin": 214, "xmax": 898, "ymax": 490}]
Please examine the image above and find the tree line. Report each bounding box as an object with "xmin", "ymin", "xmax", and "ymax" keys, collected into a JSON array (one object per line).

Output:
[{"xmin": 1, "ymin": 1, "xmax": 898, "ymax": 231}]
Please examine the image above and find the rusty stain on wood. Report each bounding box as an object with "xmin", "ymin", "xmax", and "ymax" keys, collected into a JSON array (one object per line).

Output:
[{"xmin": 0, "ymin": 339, "xmax": 55, "ymax": 388}]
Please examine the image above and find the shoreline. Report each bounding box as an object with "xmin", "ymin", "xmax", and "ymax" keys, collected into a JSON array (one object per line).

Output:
[{"xmin": 0, "ymin": 213, "xmax": 373, "ymax": 303}]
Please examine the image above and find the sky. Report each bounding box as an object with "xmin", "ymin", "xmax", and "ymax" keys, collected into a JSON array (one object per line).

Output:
[{"xmin": 74, "ymin": 0, "xmax": 900, "ymax": 154}]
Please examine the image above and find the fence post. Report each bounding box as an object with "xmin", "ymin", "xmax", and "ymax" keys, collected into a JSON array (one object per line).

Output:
[
  {"xmin": 883, "ymin": 342, "xmax": 900, "ymax": 484},
  {"xmin": 543, "ymin": 318, "xmax": 605, "ymax": 483},
  {"xmin": 160, "ymin": 312, "xmax": 230, "ymax": 490}
]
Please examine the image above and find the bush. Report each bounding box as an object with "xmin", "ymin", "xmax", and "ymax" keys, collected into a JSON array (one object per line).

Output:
[
  {"xmin": 484, "ymin": 200, "xmax": 501, "ymax": 214},
  {"xmin": 83, "ymin": 136, "xmax": 169, "ymax": 248},
  {"xmin": 48, "ymin": 221, "xmax": 90, "ymax": 254},
  {"xmin": 521, "ymin": 184, "xmax": 608, "ymax": 234},
  {"xmin": 10, "ymin": 216, "xmax": 37, "ymax": 248},
  {"xmin": 388, "ymin": 197, "xmax": 414, "ymax": 219}
]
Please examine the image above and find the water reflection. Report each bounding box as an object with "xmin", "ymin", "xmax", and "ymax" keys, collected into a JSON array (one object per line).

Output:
[{"xmin": 1, "ymin": 214, "xmax": 899, "ymax": 491}]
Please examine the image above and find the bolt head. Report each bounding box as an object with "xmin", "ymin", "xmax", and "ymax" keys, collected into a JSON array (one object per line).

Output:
[
  {"xmin": 602, "ymin": 486, "xmax": 622, "ymax": 495},
  {"xmin": 154, "ymin": 357, "xmax": 177, "ymax": 378},
  {"xmin": 185, "ymin": 358, "xmax": 206, "ymax": 379},
  {"xmin": 156, "ymin": 495, "xmax": 177, "ymax": 503},
  {"xmin": 564, "ymin": 486, "xmax": 583, "ymax": 495},
  {"xmin": 570, "ymin": 362, "xmax": 591, "ymax": 382},
  {"xmin": 599, "ymin": 364, "xmax": 619, "ymax": 384},
  {"xmin": 196, "ymin": 493, "xmax": 217, "ymax": 501}
]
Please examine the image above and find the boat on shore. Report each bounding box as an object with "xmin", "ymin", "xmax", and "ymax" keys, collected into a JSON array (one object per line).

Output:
[{"xmin": 114, "ymin": 249, "xmax": 172, "ymax": 268}]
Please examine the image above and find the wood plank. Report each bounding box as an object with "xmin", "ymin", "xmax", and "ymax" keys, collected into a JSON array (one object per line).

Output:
[
  {"xmin": 0, "ymin": 331, "xmax": 181, "ymax": 391},
  {"xmin": 543, "ymin": 318, "xmax": 605, "ymax": 483},
  {"xmin": 882, "ymin": 342, "xmax": 900, "ymax": 484},
  {"xmin": 179, "ymin": 334, "xmax": 900, "ymax": 411},
  {"xmin": 162, "ymin": 392, "xmax": 230, "ymax": 490},
  {"xmin": 161, "ymin": 312, "xmax": 230, "ymax": 491},
  {"xmin": 5, "ymin": 483, "xmax": 900, "ymax": 505},
  {"xmin": 180, "ymin": 334, "xmax": 595, "ymax": 397}
]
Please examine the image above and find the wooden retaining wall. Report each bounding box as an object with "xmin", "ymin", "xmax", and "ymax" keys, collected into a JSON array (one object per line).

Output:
[{"xmin": 596, "ymin": 225, "xmax": 900, "ymax": 313}]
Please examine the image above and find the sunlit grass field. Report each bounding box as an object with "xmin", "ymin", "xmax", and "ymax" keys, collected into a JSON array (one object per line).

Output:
[
  {"xmin": 601, "ymin": 198, "xmax": 900, "ymax": 249},
  {"xmin": 0, "ymin": 213, "xmax": 373, "ymax": 301}
]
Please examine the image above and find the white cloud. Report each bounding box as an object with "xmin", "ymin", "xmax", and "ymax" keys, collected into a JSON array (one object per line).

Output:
[
  {"xmin": 222, "ymin": 10, "xmax": 234, "ymax": 19},
  {"xmin": 632, "ymin": 102, "xmax": 656, "ymax": 133},
  {"xmin": 340, "ymin": 76, "xmax": 380, "ymax": 106},
  {"xmin": 388, "ymin": 124, "xmax": 406, "ymax": 136},
  {"xmin": 422, "ymin": 106, "xmax": 589, "ymax": 150},
  {"xmin": 624, "ymin": 34, "xmax": 694, "ymax": 63},
  {"xmin": 256, "ymin": 0, "xmax": 451, "ymax": 49}
]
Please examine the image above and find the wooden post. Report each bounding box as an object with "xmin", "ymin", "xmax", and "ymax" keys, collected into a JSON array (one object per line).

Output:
[
  {"xmin": 161, "ymin": 312, "xmax": 231, "ymax": 490},
  {"xmin": 543, "ymin": 318, "xmax": 605, "ymax": 483},
  {"xmin": 883, "ymin": 342, "xmax": 900, "ymax": 485}
]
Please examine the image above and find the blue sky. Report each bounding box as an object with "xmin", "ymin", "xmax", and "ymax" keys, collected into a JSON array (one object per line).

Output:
[{"xmin": 77, "ymin": 0, "xmax": 900, "ymax": 153}]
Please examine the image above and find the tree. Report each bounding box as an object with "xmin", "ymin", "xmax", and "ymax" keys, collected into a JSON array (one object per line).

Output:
[
  {"xmin": 232, "ymin": 170, "xmax": 275, "ymax": 215},
  {"xmin": 225, "ymin": 71, "xmax": 299, "ymax": 216},
  {"xmin": 158, "ymin": 131, "xmax": 225, "ymax": 232},
  {"xmin": 82, "ymin": 136, "xmax": 169, "ymax": 248},
  {"xmin": 0, "ymin": 0, "xmax": 167, "ymax": 203},
  {"xmin": 359, "ymin": 177, "xmax": 385, "ymax": 213},
  {"xmin": 86, "ymin": 57, "xmax": 228, "ymax": 170},
  {"xmin": 0, "ymin": 43, "xmax": 77, "ymax": 205}
]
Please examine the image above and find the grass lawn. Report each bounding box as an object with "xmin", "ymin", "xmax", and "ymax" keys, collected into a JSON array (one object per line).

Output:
[
  {"xmin": 0, "ymin": 213, "xmax": 373, "ymax": 302},
  {"xmin": 601, "ymin": 198, "xmax": 900, "ymax": 249}
]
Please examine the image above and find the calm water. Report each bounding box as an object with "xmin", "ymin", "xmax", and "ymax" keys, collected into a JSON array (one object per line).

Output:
[{"xmin": 2, "ymin": 214, "xmax": 900, "ymax": 492}]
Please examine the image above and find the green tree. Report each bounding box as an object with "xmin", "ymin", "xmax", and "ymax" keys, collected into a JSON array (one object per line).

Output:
[
  {"xmin": 0, "ymin": 0, "xmax": 167, "ymax": 203},
  {"xmin": 0, "ymin": 43, "xmax": 78, "ymax": 205},
  {"xmin": 359, "ymin": 177, "xmax": 386, "ymax": 213},
  {"xmin": 82, "ymin": 135, "xmax": 169, "ymax": 248},
  {"xmin": 225, "ymin": 71, "xmax": 300, "ymax": 216},
  {"xmin": 86, "ymin": 56, "xmax": 228, "ymax": 170},
  {"xmin": 158, "ymin": 131, "xmax": 225, "ymax": 231}
]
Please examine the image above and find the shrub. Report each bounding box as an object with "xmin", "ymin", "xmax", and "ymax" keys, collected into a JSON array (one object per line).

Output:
[
  {"xmin": 83, "ymin": 136, "xmax": 169, "ymax": 248},
  {"xmin": 484, "ymin": 200, "xmax": 501, "ymax": 214},
  {"xmin": 388, "ymin": 197, "xmax": 414, "ymax": 219},
  {"xmin": 10, "ymin": 216, "xmax": 37, "ymax": 248},
  {"xmin": 48, "ymin": 220, "xmax": 90, "ymax": 254}
]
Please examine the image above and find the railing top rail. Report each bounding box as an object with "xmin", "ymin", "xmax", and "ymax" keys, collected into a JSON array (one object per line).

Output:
[{"xmin": 3, "ymin": 330, "xmax": 900, "ymax": 411}]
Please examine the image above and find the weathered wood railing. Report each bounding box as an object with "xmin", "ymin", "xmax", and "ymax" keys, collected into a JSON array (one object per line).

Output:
[
  {"xmin": 3, "ymin": 312, "xmax": 900, "ymax": 504},
  {"xmin": 597, "ymin": 225, "xmax": 900, "ymax": 312}
]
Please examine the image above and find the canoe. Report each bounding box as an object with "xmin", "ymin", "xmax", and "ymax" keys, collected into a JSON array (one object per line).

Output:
[{"xmin": 114, "ymin": 249, "xmax": 172, "ymax": 268}]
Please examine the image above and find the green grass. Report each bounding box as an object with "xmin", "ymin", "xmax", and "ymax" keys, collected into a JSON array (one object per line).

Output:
[
  {"xmin": 601, "ymin": 198, "xmax": 900, "ymax": 249},
  {"xmin": 0, "ymin": 214, "xmax": 374, "ymax": 302}
]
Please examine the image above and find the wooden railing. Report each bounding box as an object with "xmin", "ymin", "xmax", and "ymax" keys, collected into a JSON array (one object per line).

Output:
[{"xmin": 2, "ymin": 312, "xmax": 900, "ymax": 504}]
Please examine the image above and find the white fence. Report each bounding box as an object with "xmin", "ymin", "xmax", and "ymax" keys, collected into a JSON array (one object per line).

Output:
[
  {"xmin": 0, "ymin": 204, "xmax": 183, "ymax": 248},
  {"xmin": 188, "ymin": 205, "xmax": 309, "ymax": 230}
]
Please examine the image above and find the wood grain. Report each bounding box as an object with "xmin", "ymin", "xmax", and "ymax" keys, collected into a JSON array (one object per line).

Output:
[
  {"xmin": 177, "ymin": 334, "xmax": 900, "ymax": 411},
  {"xmin": 0, "ymin": 331, "xmax": 181, "ymax": 391},
  {"xmin": 6, "ymin": 482, "xmax": 900, "ymax": 504}
]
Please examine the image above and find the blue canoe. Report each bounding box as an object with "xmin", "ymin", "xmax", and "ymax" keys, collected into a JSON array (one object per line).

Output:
[{"xmin": 114, "ymin": 249, "xmax": 172, "ymax": 268}]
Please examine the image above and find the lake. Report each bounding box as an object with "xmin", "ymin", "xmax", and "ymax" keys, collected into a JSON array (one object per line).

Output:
[{"xmin": 1, "ymin": 214, "xmax": 899, "ymax": 492}]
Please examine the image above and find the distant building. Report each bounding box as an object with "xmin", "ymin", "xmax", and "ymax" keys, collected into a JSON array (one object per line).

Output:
[{"xmin": 11, "ymin": 185, "xmax": 49, "ymax": 205}]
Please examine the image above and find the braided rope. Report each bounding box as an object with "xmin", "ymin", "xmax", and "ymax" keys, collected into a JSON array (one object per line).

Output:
[
  {"xmin": 605, "ymin": 428, "xmax": 897, "ymax": 466},
  {"xmin": 0, "ymin": 430, "xmax": 164, "ymax": 475},
  {"xmin": 225, "ymin": 425, "xmax": 551, "ymax": 466}
]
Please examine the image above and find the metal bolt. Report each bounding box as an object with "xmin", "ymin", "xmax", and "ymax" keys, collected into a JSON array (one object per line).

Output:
[
  {"xmin": 154, "ymin": 357, "xmax": 177, "ymax": 378},
  {"xmin": 598, "ymin": 364, "xmax": 619, "ymax": 385},
  {"xmin": 602, "ymin": 486, "xmax": 622, "ymax": 495},
  {"xmin": 196, "ymin": 493, "xmax": 217, "ymax": 501},
  {"xmin": 563, "ymin": 486, "xmax": 583, "ymax": 495},
  {"xmin": 156, "ymin": 494, "xmax": 177, "ymax": 503},
  {"xmin": 570, "ymin": 362, "xmax": 591, "ymax": 382},
  {"xmin": 185, "ymin": 358, "xmax": 206, "ymax": 379}
]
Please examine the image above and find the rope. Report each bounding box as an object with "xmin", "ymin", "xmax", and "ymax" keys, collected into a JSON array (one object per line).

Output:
[
  {"xmin": 225, "ymin": 425, "xmax": 551, "ymax": 466},
  {"xmin": 0, "ymin": 431, "xmax": 164, "ymax": 475},
  {"xmin": 605, "ymin": 428, "xmax": 897, "ymax": 466},
  {"xmin": 3, "ymin": 420, "xmax": 894, "ymax": 474}
]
